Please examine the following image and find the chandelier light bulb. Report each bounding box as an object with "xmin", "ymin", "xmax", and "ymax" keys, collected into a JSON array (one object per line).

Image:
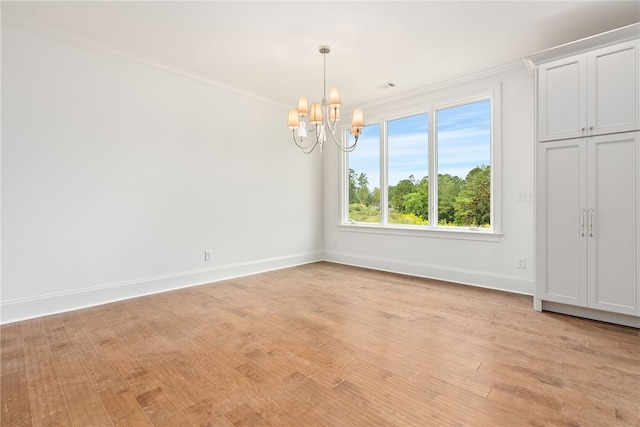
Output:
[{"xmin": 330, "ymin": 107, "xmax": 341, "ymax": 122}]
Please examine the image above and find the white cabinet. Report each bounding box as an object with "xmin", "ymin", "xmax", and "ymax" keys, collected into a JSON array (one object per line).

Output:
[
  {"xmin": 537, "ymin": 39, "xmax": 640, "ymax": 142},
  {"xmin": 537, "ymin": 55, "xmax": 586, "ymax": 141},
  {"xmin": 587, "ymin": 133, "xmax": 639, "ymax": 315},
  {"xmin": 536, "ymin": 133, "xmax": 640, "ymax": 316},
  {"xmin": 536, "ymin": 139, "xmax": 587, "ymax": 307},
  {"xmin": 529, "ymin": 24, "xmax": 640, "ymax": 326}
]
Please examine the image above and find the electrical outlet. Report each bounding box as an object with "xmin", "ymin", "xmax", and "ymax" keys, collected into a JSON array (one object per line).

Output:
[
  {"xmin": 204, "ymin": 250, "xmax": 213, "ymax": 262},
  {"xmin": 517, "ymin": 191, "xmax": 534, "ymax": 202},
  {"xmin": 517, "ymin": 256, "xmax": 526, "ymax": 269}
]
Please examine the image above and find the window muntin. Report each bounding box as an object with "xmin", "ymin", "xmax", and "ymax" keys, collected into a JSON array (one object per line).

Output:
[{"xmin": 344, "ymin": 93, "xmax": 496, "ymax": 234}]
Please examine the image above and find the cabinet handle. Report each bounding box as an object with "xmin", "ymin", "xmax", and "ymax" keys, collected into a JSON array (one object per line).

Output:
[
  {"xmin": 581, "ymin": 127, "xmax": 586, "ymax": 132},
  {"xmin": 580, "ymin": 209, "xmax": 586, "ymax": 236},
  {"xmin": 589, "ymin": 209, "xmax": 594, "ymax": 237}
]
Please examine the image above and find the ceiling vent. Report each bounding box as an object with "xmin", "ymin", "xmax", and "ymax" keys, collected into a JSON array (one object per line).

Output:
[{"xmin": 374, "ymin": 81, "xmax": 397, "ymax": 90}]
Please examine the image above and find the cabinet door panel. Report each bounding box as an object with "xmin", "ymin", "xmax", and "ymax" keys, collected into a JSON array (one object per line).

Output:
[
  {"xmin": 589, "ymin": 40, "xmax": 640, "ymax": 135},
  {"xmin": 538, "ymin": 57, "xmax": 587, "ymax": 141},
  {"xmin": 537, "ymin": 141, "xmax": 588, "ymax": 305},
  {"xmin": 588, "ymin": 133, "xmax": 639, "ymax": 315}
]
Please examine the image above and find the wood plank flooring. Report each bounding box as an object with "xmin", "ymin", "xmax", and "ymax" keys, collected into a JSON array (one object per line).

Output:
[{"xmin": 2, "ymin": 262, "xmax": 639, "ymax": 426}]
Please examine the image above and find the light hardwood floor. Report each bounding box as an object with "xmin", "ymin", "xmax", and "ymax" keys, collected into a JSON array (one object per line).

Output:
[{"xmin": 2, "ymin": 262, "xmax": 639, "ymax": 426}]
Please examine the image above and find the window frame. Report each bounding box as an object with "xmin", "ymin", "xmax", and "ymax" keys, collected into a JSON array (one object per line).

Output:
[{"xmin": 340, "ymin": 82, "xmax": 502, "ymax": 242}]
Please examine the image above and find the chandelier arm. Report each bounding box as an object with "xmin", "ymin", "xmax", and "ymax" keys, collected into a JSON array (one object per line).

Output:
[
  {"xmin": 299, "ymin": 119, "xmax": 321, "ymax": 134},
  {"xmin": 292, "ymin": 131, "xmax": 319, "ymax": 153},
  {"xmin": 303, "ymin": 138, "xmax": 320, "ymax": 154},
  {"xmin": 291, "ymin": 131, "xmax": 306, "ymax": 149},
  {"xmin": 306, "ymin": 144, "xmax": 318, "ymax": 154},
  {"xmin": 326, "ymin": 125, "xmax": 358, "ymax": 152},
  {"xmin": 334, "ymin": 138, "xmax": 358, "ymax": 152}
]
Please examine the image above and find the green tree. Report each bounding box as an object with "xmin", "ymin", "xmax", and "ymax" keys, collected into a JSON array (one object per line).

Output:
[
  {"xmin": 356, "ymin": 172, "xmax": 372, "ymax": 205},
  {"xmin": 437, "ymin": 174, "xmax": 463, "ymax": 225},
  {"xmin": 454, "ymin": 165, "xmax": 490, "ymax": 227},
  {"xmin": 349, "ymin": 168, "xmax": 357, "ymax": 203},
  {"xmin": 388, "ymin": 175, "xmax": 416, "ymax": 213},
  {"xmin": 349, "ymin": 169, "xmax": 380, "ymax": 222},
  {"xmin": 371, "ymin": 187, "xmax": 380, "ymax": 206},
  {"xmin": 349, "ymin": 168, "xmax": 372, "ymax": 205},
  {"xmin": 403, "ymin": 177, "xmax": 429, "ymax": 221}
]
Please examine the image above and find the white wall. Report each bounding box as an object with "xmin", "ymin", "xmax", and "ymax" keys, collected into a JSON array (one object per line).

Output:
[
  {"xmin": 1, "ymin": 25, "xmax": 323, "ymax": 323},
  {"xmin": 1, "ymin": 18, "xmax": 537, "ymax": 325},
  {"xmin": 323, "ymin": 64, "xmax": 536, "ymax": 295}
]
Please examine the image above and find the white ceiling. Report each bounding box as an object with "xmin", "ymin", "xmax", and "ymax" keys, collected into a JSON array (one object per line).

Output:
[{"xmin": 3, "ymin": 1, "xmax": 639, "ymax": 109}]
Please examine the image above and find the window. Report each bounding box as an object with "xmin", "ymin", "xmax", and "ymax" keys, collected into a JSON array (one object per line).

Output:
[
  {"xmin": 436, "ymin": 100, "xmax": 491, "ymax": 227},
  {"xmin": 347, "ymin": 123, "xmax": 380, "ymax": 223},
  {"xmin": 344, "ymin": 87, "xmax": 500, "ymax": 238},
  {"xmin": 388, "ymin": 113, "xmax": 429, "ymax": 225}
]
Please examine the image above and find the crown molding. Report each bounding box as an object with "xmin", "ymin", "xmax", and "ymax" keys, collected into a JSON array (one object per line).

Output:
[
  {"xmin": 349, "ymin": 60, "xmax": 526, "ymax": 113},
  {"xmin": 343, "ymin": 60, "xmax": 527, "ymax": 114},
  {"xmin": 2, "ymin": 11, "xmax": 290, "ymax": 109},
  {"xmin": 524, "ymin": 22, "xmax": 640, "ymax": 67}
]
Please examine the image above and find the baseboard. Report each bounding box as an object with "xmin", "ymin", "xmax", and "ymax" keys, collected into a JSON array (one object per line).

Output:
[
  {"xmin": 2, "ymin": 250, "xmax": 535, "ymax": 325},
  {"xmin": 323, "ymin": 250, "xmax": 534, "ymax": 296},
  {"xmin": 0, "ymin": 251, "xmax": 322, "ymax": 325},
  {"xmin": 541, "ymin": 301, "xmax": 640, "ymax": 328}
]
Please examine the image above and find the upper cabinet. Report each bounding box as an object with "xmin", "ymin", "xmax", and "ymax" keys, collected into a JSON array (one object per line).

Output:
[
  {"xmin": 526, "ymin": 23, "xmax": 640, "ymax": 142},
  {"xmin": 588, "ymin": 41, "xmax": 639, "ymax": 136},
  {"xmin": 537, "ymin": 39, "xmax": 639, "ymax": 141},
  {"xmin": 537, "ymin": 54, "xmax": 586, "ymax": 141}
]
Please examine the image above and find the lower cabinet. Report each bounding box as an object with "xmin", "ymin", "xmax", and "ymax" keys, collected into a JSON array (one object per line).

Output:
[{"xmin": 535, "ymin": 131, "xmax": 640, "ymax": 318}]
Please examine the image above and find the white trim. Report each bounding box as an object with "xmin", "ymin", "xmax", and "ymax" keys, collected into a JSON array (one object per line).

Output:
[
  {"xmin": 0, "ymin": 252, "xmax": 322, "ymax": 325},
  {"xmin": 355, "ymin": 60, "xmax": 525, "ymax": 112},
  {"xmin": 338, "ymin": 223, "xmax": 501, "ymax": 242},
  {"xmin": 342, "ymin": 81, "xmax": 503, "ymax": 237},
  {"xmin": 324, "ymin": 250, "xmax": 533, "ymax": 295},
  {"xmin": 2, "ymin": 11, "xmax": 289, "ymax": 110},
  {"xmin": 541, "ymin": 301, "xmax": 640, "ymax": 329},
  {"xmin": 525, "ymin": 22, "xmax": 640, "ymax": 67}
]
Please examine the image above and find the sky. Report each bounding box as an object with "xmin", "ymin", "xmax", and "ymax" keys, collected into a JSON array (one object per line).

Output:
[{"xmin": 348, "ymin": 99, "xmax": 491, "ymax": 189}]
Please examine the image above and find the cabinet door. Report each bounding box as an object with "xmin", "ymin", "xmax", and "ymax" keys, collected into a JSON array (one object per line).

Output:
[
  {"xmin": 537, "ymin": 55, "xmax": 587, "ymax": 142},
  {"xmin": 588, "ymin": 132, "xmax": 640, "ymax": 315},
  {"xmin": 588, "ymin": 40, "xmax": 640, "ymax": 136},
  {"xmin": 536, "ymin": 140, "xmax": 588, "ymax": 306}
]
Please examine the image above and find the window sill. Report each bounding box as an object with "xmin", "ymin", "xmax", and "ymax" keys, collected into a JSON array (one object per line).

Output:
[{"xmin": 338, "ymin": 223, "xmax": 502, "ymax": 242}]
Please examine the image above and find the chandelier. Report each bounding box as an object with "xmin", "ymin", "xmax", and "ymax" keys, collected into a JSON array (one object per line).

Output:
[{"xmin": 287, "ymin": 45, "xmax": 364, "ymax": 154}]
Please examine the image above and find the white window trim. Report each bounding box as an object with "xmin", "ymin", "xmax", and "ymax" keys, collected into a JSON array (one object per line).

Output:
[{"xmin": 340, "ymin": 81, "xmax": 502, "ymax": 241}]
